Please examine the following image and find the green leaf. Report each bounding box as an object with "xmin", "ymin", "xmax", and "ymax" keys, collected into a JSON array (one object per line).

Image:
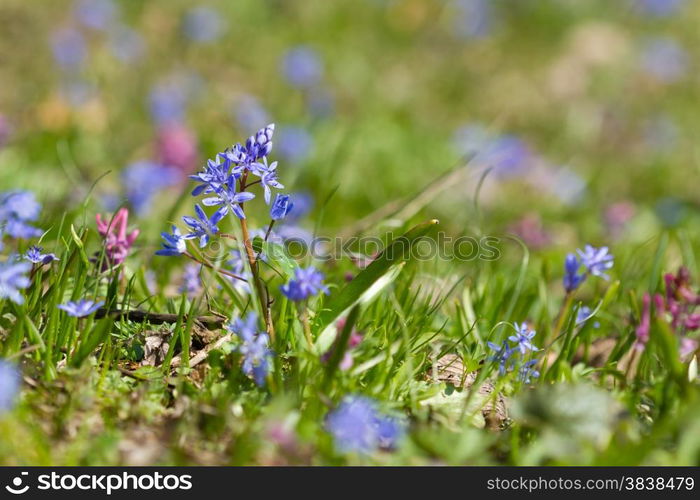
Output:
[
  {"xmin": 316, "ymin": 219, "xmax": 439, "ymax": 333},
  {"xmin": 261, "ymin": 241, "xmax": 298, "ymax": 279}
]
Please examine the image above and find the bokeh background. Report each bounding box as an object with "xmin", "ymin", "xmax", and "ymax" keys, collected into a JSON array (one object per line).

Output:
[{"xmin": 0, "ymin": 0, "xmax": 699, "ymax": 267}]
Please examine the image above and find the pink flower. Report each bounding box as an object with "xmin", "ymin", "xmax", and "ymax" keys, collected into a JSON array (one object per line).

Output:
[
  {"xmin": 680, "ymin": 337, "xmax": 698, "ymax": 362},
  {"xmin": 156, "ymin": 123, "xmax": 198, "ymax": 175},
  {"xmin": 322, "ymin": 318, "xmax": 363, "ymax": 371},
  {"xmin": 95, "ymin": 208, "xmax": 139, "ymax": 268}
]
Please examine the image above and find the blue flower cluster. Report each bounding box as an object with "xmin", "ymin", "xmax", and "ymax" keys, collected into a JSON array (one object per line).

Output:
[
  {"xmin": 226, "ymin": 312, "xmax": 273, "ymax": 386},
  {"xmin": 563, "ymin": 245, "xmax": 614, "ymax": 293},
  {"xmin": 326, "ymin": 395, "xmax": 404, "ymax": 454},
  {"xmin": 157, "ymin": 124, "xmax": 296, "ymax": 257},
  {"xmin": 281, "ymin": 266, "xmax": 329, "ymax": 302},
  {"xmin": 0, "ymin": 190, "xmax": 43, "ymax": 241},
  {"xmin": 487, "ymin": 322, "xmax": 540, "ymax": 383}
]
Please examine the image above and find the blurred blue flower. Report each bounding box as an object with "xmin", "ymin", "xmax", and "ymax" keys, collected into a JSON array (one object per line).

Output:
[
  {"xmin": 563, "ymin": 253, "xmax": 586, "ymax": 292},
  {"xmin": 281, "ymin": 266, "xmax": 329, "ymax": 301},
  {"xmin": 270, "ymin": 194, "xmax": 293, "ymax": 221},
  {"xmin": 643, "ymin": 114, "xmax": 678, "ymax": 154},
  {"xmin": 326, "ymin": 395, "xmax": 403, "ymax": 454},
  {"xmin": 0, "ymin": 257, "xmax": 31, "ymax": 305},
  {"xmin": 277, "ymin": 126, "xmax": 314, "ymax": 164},
  {"xmin": 640, "ymin": 37, "xmax": 688, "ymax": 83},
  {"xmin": 635, "ymin": 0, "xmax": 686, "ymax": 17},
  {"xmin": 576, "ymin": 306, "xmax": 600, "ymax": 328},
  {"xmin": 234, "ymin": 96, "xmax": 270, "ymax": 131},
  {"xmin": 183, "ymin": 7, "xmax": 224, "ymax": 43},
  {"xmin": 227, "ymin": 312, "xmax": 272, "ymax": 386},
  {"xmin": 518, "ymin": 359, "xmax": 540, "ymax": 384},
  {"xmin": 108, "ymin": 26, "xmax": 145, "ymax": 63},
  {"xmin": 122, "ymin": 161, "xmax": 180, "ymax": 215},
  {"xmin": 59, "ymin": 78, "xmax": 97, "ymax": 107},
  {"xmin": 286, "ymin": 192, "xmax": 314, "ymax": 223},
  {"xmin": 74, "ymin": 0, "xmax": 118, "ymax": 30},
  {"xmin": 58, "ymin": 299, "xmax": 104, "ymax": 317},
  {"xmin": 149, "ymin": 83, "xmax": 187, "ymax": 125},
  {"xmin": 453, "ymin": 125, "xmax": 532, "ymax": 177},
  {"xmin": 155, "ymin": 225, "xmax": 189, "ymax": 256},
  {"xmin": 182, "ymin": 204, "xmax": 225, "ymax": 248},
  {"xmin": 0, "ymin": 359, "xmax": 20, "ymax": 412},
  {"xmin": 487, "ymin": 340, "xmax": 516, "ymax": 375},
  {"xmin": 24, "ymin": 246, "xmax": 59, "ymax": 265},
  {"xmin": 0, "ymin": 190, "xmax": 43, "ymax": 239},
  {"xmin": 452, "ymin": 0, "xmax": 494, "ymax": 40},
  {"xmin": 508, "ymin": 322, "xmax": 538, "ymax": 355},
  {"xmin": 577, "ymin": 245, "xmax": 614, "ymax": 280},
  {"xmin": 51, "ymin": 28, "xmax": 87, "ymax": 69},
  {"xmin": 179, "ymin": 263, "xmax": 201, "ymax": 298},
  {"xmin": 281, "ymin": 46, "xmax": 323, "ymax": 88}
]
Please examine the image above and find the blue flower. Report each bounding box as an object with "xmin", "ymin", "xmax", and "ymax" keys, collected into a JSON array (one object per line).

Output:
[
  {"xmin": 108, "ymin": 26, "xmax": 145, "ymax": 63},
  {"xmin": 277, "ymin": 126, "xmax": 314, "ymax": 164},
  {"xmin": 0, "ymin": 359, "xmax": 20, "ymax": 412},
  {"xmin": 281, "ymin": 46, "xmax": 323, "ymax": 88},
  {"xmin": 508, "ymin": 322, "xmax": 538, "ymax": 355},
  {"xmin": 75, "ymin": 0, "xmax": 117, "ymax": 31},
  {"xmin": 155, "ymin": 225, "xmax": 189, "ymax": 256},
  {"xmin": 179, "ymin": 263, "xmax": 201, "ymax": 298},
  {"xmin": 258, "ymin": 160, "xmax": 284, "ymax": 204},
  {"xmin": 58, "ymin": 299, "xmax": 104, "ymax": 318},
  {"xmin": 640, "ymin": 37, "xmax": 688, "ymax": 84},
  {"xmin": 24, "ymin": 246, "xmax": 59, "ymax": 265},
  {"xmin": 51, "ymin": 28, "xmax": 86, "ymax": 69},
  {"xmin": 563, "ymin": 253, "xmax": 586, "ymax": 292},
  {"xmin": 576, "ymin": 306, "xmax": 600, "ymax": 328},
  {"xmin": 577, "ymin": 245, "xmax": 614, "ymax": 279},
  {"xmin": 452, "ymin": 0, "xmax": 494, "ymax": 40},
  {"xmin": 149, "ymin": 83, "xmax": 187, "ymax": 125},
  {"xmin": 190, "ymin": 156, "xmax": 236, "ymax": 197},
  {"xmin": 182, "ymin": 205, "xmax": 225, "ymax": 247},
  {"xmin": 0, "ymin": 257, "xmax": 31, "ymax": 304},
  {"xmin": 234, "ymin": 95, "xmax": 270, "ymax": 131},
  {"xmin": 244, "ymin": 124, "xmax": 275, "ymax": 163},
  {"xmin": 201, "ymin": 176, "xmax": 255, "ymax": 220},
  {"xmin": 635, "ymin": 0, "xmax": 686, "ymax": 18},
  {"xmin": 518, "ymin": 359, "xmax": 540, "ymax": 384},
  {"xmin": 183, "ymin": 6, "xmax": 224, "ymax": 43},
  {"xmin": 487, "ymin": 340, "xmax": 516, "ymax": 376},
  {"xmin": 0, "ymin": 191, "xmax": 43, "ymax": 239},
  {"xmin": 281, "ymin": 266, "xmax": 329, "ymax": 301},
  {"xmin": 326, "ymin": 395, "xmax": 403, "ymax": 454},
  {"xmin": 122, "ymin": 162, "xmax": 179, "ymax": 215},
  {"xmin": 270, "ymin": 194, "xmax": 293, "ymax": 221},
  {"xmin": 227, "ymin": 312, "xmax": 272, "ymax": 386}
]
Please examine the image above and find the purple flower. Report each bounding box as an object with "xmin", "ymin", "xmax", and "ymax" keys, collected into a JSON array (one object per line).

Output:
[
  {"xmin": 281, "ymin": 46, "xmax": 323, "ymax": 88},
  {"xmin": 75, "ymin": 0, "xmax": 118, "ymax": 30},
  {"xmin": 635, "ymin": 0, "xmax": 686, "ymax": 17},
  {"xmin": 24, "ymin": 246, "xmax": 59, "ymax": 265},
  {"xmin": 518, "ymin": 359, "xmax": 540, "ymax": 384},
  {"xmin": 0, "ymin": 359, "xmax": 20, "ymax": 412},
  {"xmin": 508, "ymin": 322, "xmax": 538, "ymax": 355},
  {"xmin": 326, "ymin": 395, "xmax": 403, "ymax": 454},
  {"xmin": 640, "ymin": 37, "xmax": 688, "ymax": 83},
  {"xmin": 58, "ymin": 299, "xmax": 104, "ymax": 318},
  {"xmin": 577, "ymin": 245, "xmax": 614, "ymax": 279},
  {"xmin": 182, "ymin": 204, "xmax": 225, "ymax": 247},
  {"xmin": 51, "ymin": 28, "xmax": 87, "ymax": 69},
  {"xmin": 452, "ymin": 0, "xmax": 494, "ymax": 40},
  {"xmin": 563, "ymin": 253, "xmax": 586, "ymax": 292},
  {"xmin": 277, "ymin": 126, "xmax": 314, "ymax": 164},
  {"xmin": 201, "ymin": 176, "xmax": 255, "ymax": 220},
  {"xmin": 122, "ymin": 162, "xmax": 180, "ymax": 215},
  {"xmin": 0, "ymin": 257, "xmax": 31, "ymax": 304},
  {"xmin": 155, "ymin": 225, "xmax": 189, "ymax": 256},
  {"xmin": 226, "ymin": 312, "xmax": 272, "ymax": 386},
  {"xmin": 0, "ymin": 190, "xmax": 43, "ymax": 239},
  {"xmin": 259, "ymin": 160, "xmax": 284, "ymax": 204},
  {"xmin": 281, "ymin": 266, "xmax": 329, "ymax": 301},
  {"xmin": 270, "ymin": 194, "xmax": 293, "ymax": 221},
  {"xmin": 487, "ymin": 340, "xmax": 516, "ymax": 376},
  {"xmin": 95, "ymin": 208, "xmax": 139, "ymax": 268},
  {"xmin": 179, "ymin": 263, "xmax": 201, "ymax": 298},
  {"xmin": 183, "ymin": 7, "xmax": 224, "ymax": 43}
]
